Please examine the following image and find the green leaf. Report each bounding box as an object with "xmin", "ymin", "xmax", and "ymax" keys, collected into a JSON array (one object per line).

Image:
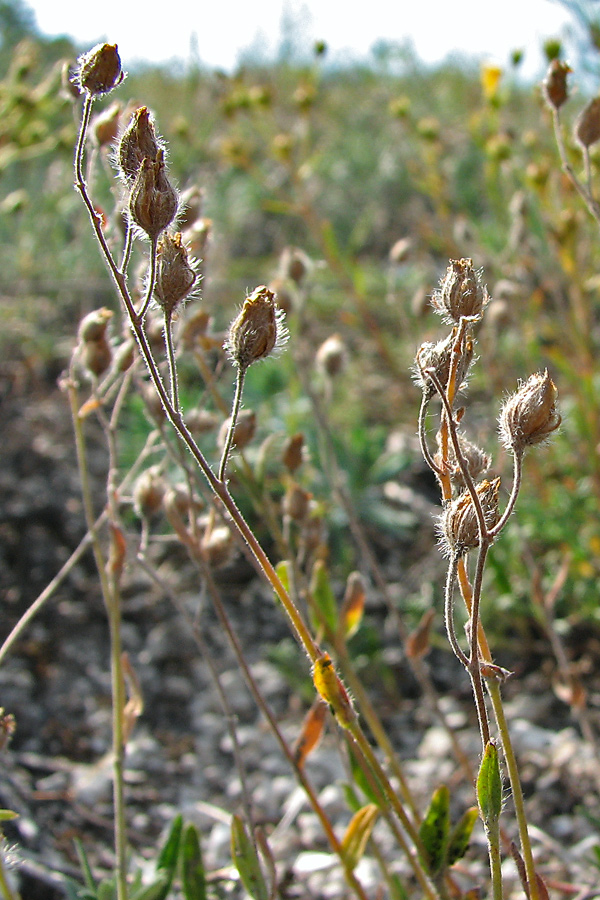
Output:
[
  {"xmin": 341, "ymin": 783, "xmax": 362, "ymax": 813},
  {"xmin": 446, "ymin": 807, "xmax": 479, "ymax": 866},
  {"xmin": 74, "ymin": 839, "xmax": 97, "ymax": 893},
  {"xmin": 148, "ymin": 814, "xmax": 183, "ymax": 900},
  {"xmin": 130, "ymin": 873, "xmax": 170, "ymax": 900},
  {"xmin": 348, "ymin": 748, "xmax": 382, "ymax": 808},
  {"xmin": 418, "ymin": 785, "xmax": 450, "ymax": 876},
  {"xmin": 477, "ymin": 741, "xmax": 502, "ymax": 828},
  {"xmin": 230, "ymin": 814, "xmax": 269, "ymax": 900},
  {"xmin": 181, "ymin": 823, "xmax": 206, "ymax": 900},
  {"xmin": 388, "ymin": 873, "xmax": 409, "ymax": 900},
  {"xmin": 97, "ymin": 879, "xmax": 117, "ymax": 900},
  {"xmin": 274, "ymin": 560, "xmax": 291, "ymax": 596},
  {"xmin": 308, "ymin": 559, "xmax": 338, "ymax": 635},
  {"xmin": 0, "ymin": 810, "xmax": 17, "ymax": 822}
]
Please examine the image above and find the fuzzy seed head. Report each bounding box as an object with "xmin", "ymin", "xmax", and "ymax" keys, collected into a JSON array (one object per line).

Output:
[
  {"xmin": 218, "ymin": 409, "xmax": 256, "ymax": 451},
  {"xmin": 282, "ymin": 483, "xmax": 311, "ymax": 522},
  {"xmin": 282, "ymin": 432, "xmax": 305, "ymax": 472},
  {"xmin": 435, "ymin": 431, "xmax": 491, "ymax": 488},
  {"xmin": 118, "ymin": 107, "xmax": 160, "ymax": 183},
  {"xmin": 431, "ymin": 258, "xmax": 489, "ymax": 323},
  {"xmin": 414, "ymin": 328, "xmax": 474, "ymax": 400},
  {"xmin": 226, "ymin": 286, "xmax": 287, "ymax": 370},
  {"xmin": 76, "ymin": 43, "xmax": 124, "ymax": 96},
  {"xmin": 154, "ymin": 232, "xmax": 197, "ymax": 316},
  {"xmin": 129, "ymin": 150, "xmax": 179, "ymax": 240},
  {"xmin": 133, "ymin": 467, "xmax": 165, "ymax": 519},
  {"xmin": 543, "ymin": 59, "xmax": 571, "ymax": 110},
  {"xmin": 78, "ymin": 308, "xmax": 113, "ymax": 343},
  {"xmin": 440, "ymin": 478, "xmax": 501, "ymax": 557},
  {"xmin": 499, "ymin": 370, "xmax": 561, "ymax": 454}
]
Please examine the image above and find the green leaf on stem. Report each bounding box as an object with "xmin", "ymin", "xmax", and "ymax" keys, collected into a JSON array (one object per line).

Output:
[
  {"xmin": 446, "ymin": 807, "xmax": 479, "ymax": 866},
  {"xmin": 418, "ymin": 785, "xmax": 450, "ymax": 875},
  {"xmin": 308, "ymin": 559, "xmax": 338, "ymax": 634},
  {"xmin": 477, "ymin": 741, "xmax": 502, "ymax": 827},
  {"xmin": 230, "ymin": 814, "xmax": 269, "ymax": 900},
  {"xmin": 181, "ymin": 823, "xmax": 207, "ymax": 899}
]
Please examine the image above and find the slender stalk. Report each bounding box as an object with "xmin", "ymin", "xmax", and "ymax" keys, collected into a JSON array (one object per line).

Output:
[
  {"xmin": 218, "ymin": 366, "xmax": 246, "ymax": 482},
  {"xmin": 443, "ymin": 553, "xmax": 469, "ymax": 668},
  {"xmin": 66, "ymin": 377, "xmax": 128, "ymax": 900},
  {"xmin": 163, "ymin": 311, "xmax": 180, "ymax": 411}
]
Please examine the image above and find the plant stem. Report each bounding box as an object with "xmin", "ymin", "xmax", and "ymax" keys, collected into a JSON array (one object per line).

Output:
[{"xmin": 218, "ymin": 366, "xmax": 246, "ymax": 482}]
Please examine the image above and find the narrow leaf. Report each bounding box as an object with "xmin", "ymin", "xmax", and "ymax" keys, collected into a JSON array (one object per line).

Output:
[
  {"xmin": 309, "ymin": 560, "xmax": 338, "ymax": 634},
  {"xmin": 293, "ymin": 699, "xmax": 327, "ymax": 767},
  {"xmin": 130, "ymin": 873, "xmax": 170, "ymax": 900},
  {"xmin": 348, "ymin": 748, "xmax": 382, "ymax": 808},
  {"xmin": 477, "ymin": 742, "xmax": 502, "ymax": 827},
  {"xmin": 181, "ymin": 823, "xmax": 206, "ymax": 900},
  {"xmin": 418, "ymin": 785, "xmax": 450, "ymax": 876},
  {"xmin": 74, "ymin": 838, "xmax": 97, "ymax": 892},
  {"xmin": 274, "ymin": 560, "xmax": 291, "ymax": 596},
  {"xmin": 388, "ymin": 873, "xmax": 409, "ymax": 900},
  {"xmin": 230, "ymin": 814, "xmax": 269, "ymax": 900},
  {"xmin": 446, "ymin": 807, "xmax": 479, "ymax": 866},
  {"xmin": 341, "ymin": 804, "xmax": 379, "ymax": 870}
]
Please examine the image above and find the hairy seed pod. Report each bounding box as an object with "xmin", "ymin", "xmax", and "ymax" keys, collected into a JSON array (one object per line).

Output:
[
  {"xmin": 226, "ymin": 286, "xmax": 287, "ymax": 370},
  {"xmin": 185, "ymin": 408, "xmax": 219, "ymax": 435},
  {"xmin": 282, "ymin": 483, "xmax": 311, "ymax": 522},
  {"xmin": 200, "ymin": 525, "xmax": 233, "ymax": 568},
  {"xmin": 129, "ymin": 150, "xmax": 178, "ymax": 240},
  {"xmin": 543, "ymin": 59, "xmax": 571, "ymax": 110},
  {"xmin": 154, "ymin": 232, "xmax": 197, "ymax": 316},
  {"xmin": 76, "ymin": 43, "xmax": 124, "ymax": 96},
  {"xmin": 431, "ymin": 258, "xmax": 489, "ymax": 323},
  {"xmin": 440, "ymin": 478, "xmax": 501, "ymax": 556},
  {"xmin": 414, "ymin": 328, "xmax": 474, "ymax": 400},
  {"xmin": 80, "ymin": 337, "xmax": 112, "ymax": 378},
  {"xmin": 499, "ymin": 370, "xmax": 561, "ymax": 454},
  {"xmin": 282, "ymin": 432, "xmax": 305, "ymax": 472},
  {"xmin": 118, "ymin": 106, "xmax": 160, "ymax": 182},
  {"xmin": 435, "ymin": 431, "xmax": 491, "ymax": 488},
  {"xmin": 133, "ymin": 467, "xmax": 165, "ymax": 519}
]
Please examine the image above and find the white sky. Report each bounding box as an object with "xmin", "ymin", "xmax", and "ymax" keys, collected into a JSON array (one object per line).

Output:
[{"xmin": 25, "ymin": 0, "xmax": 572, "ymax": 77}]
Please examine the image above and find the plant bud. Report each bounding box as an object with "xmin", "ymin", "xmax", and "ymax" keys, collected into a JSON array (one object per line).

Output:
[
  {"xmin": 575, "ymin": 96, "xmax": 600, "ymax": 148},
  {"xmin": 154, "ymin": 232, "xmax": 197, "ymax": 316},
  {"xmin": 414, "ymin": 328, "xmax": 474, "ymax": 400},
  {"xmin": 178, "ymin": 185, "xmax": 204, "ymax": 231},
  {"xmin": 115, "ymin": 339, "xmax": 135, "ymax": 372},
  {"xmin": 499, "ymin": 370, "xmax": 561, "ymax": 454},
  {"xmin": 431, "ymin": 258, "xmax": 489, "ymax": 323},
  {"xmin": 316, "ymin": 333, "xmax": 347, "ymax": 378},
  {"xmin": 282, "ymin": 432, "xmax": 305, "ymax": 472},
  {"xmin": 543, "ymin": 59, "xmax": 571, "ymax": 110},
  {"xmin": 440, "ymin": 478, "xmax": 501, "ymax": 556},
  {"xmin": 133, "ymin": 467, "xmax": 165, "ymax": 518},
  {"xmin": 282, "ymin": 483, "xmax": 311, "ymax": 521},
  {"xmin": 76, "ymin": 43, "xmax": 124, "ymax": 97},
  {"xmin": 118, "ymin": 106, "xmax": 160, "ymax": 182},
  {"xmin": 129, "ymin": 150, "xmax": 179, "ymax": 240},
  {"xmin": 225, "ymin": 285, "xmax": 287, "ymax": 370},
  {"xmin": 218, "ymin": 409, "xmax": 256, "ymax": 451},
  {"xmin": 435, "ymin": 431, "xmax": 491, "ymax": 487},
  {"xmin": 279, "ymin": 246, "xmax": 311, "ymax": 285},
  {"xmin": 78, "ymin": 308, "xmax": 113, "ymax": 343},
  {"xmin": 141, "ymin": 381, "xmax": 165, "ymax": 424}
]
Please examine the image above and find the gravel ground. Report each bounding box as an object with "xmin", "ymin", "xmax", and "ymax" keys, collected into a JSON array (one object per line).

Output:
[{"xmin": 2, "ymin": 367, "xmax": 600, "ymax": 900}]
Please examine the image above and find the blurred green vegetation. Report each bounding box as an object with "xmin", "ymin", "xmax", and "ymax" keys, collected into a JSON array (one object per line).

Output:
[{"xmin": 3, "ymin": 5, "xmax": 600, "ymax": 638}]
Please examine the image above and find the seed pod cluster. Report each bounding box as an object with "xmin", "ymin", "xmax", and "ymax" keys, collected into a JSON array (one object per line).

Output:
[
  {"xmin": 440, "ymin": 478, "xmax": 501, "ymax": 556},
  {"xmin": 431, "ymin": 258, "xmax": 488, "ymax": 323}
]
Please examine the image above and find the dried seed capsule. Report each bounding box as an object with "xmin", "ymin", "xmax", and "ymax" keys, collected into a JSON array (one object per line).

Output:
[
  {"xmin": 282, "ymin": 483, "xmax": 311, "ymax": 522},
  {"xmin": 91, "ymin": 101, "xmax": 122, "ymax": 148},
  {"xmin": 575, "ymin": 96, "xmax": 600, "ymax": 148},
  {"xmin": 154, "ymin": 232, "xmax": 197, "ymax": 316},
  {"xmin": 200, "ymin": 525, "xmax": 233, "ymax": 568},
  {"xmin": 225, "ymin": 285, "xmax": 287, "ymax": 370},
  {"xmin": 185, "ymin": 408, "xmax": 219, "ymax": 435},
  {"xmin": 434, "ymin": 431, "xmax": 491, "ymax": 488},
  {"xmin": 431, "ymin": 258, "xmax": 489, "ymax": 323},
  {"xmin": 315, "ymin": 333, "xmax": 347, "ymax": 378},
  {"xmin": 440, "ymin": 478, "xmax": 501, "ymax": 556},
  {"xmin": 80, "ymin": 337, "xmax": 112, "ymax": 378},
  {"xmin": 118, "ymin": 106, "xmax": 160, "ymax": 183},
  {"xmin": 499, "ymin": 370, "xmax": 561, "ymax": 454},
  {"xmin": 414, "ymin": 328, "xmax": 474, "ymax": 399},
  {"xmin": 76, "ymin": 43, "xmax": 124, "ymax": 97},
  {"xmin": 133, "ymin": 467, "xmax": 165, "ymax": 518},
  {"xmin": 129, "ymin": 150, "xmax": 179, "ymax": 240},
  {"xmin": 218, "ymin": 408, "xmax": 256, "ymax": 451},
  {"xmin": 543, "ymin": 59, "xmax": 571, "ymax": 110},
  {"xmin": 282, "ymin": 432, "xmax": 305, "ymax": 472},
  {"xmin": 78, "ymin": 308, "xmax": 113, "ymax": 343}
]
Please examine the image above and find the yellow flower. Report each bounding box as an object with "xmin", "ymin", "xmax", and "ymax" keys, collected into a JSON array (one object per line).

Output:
[{"xmin": 481, "ymin": 63, "xmax": 503, "ymax": 100}]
